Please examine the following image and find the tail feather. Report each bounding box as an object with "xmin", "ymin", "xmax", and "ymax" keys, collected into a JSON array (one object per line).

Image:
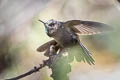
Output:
[{"xmin": 78, "ymin": 40, "xmax": 95, "ymax": 65}]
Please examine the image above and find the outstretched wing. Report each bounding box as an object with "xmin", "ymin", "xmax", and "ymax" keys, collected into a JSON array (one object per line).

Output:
[
  {"xmin": 37, "ymin": 40, "xmax": 57, "ymax": 52},
  {"xmin": 64, "ymin": 20, "xmax": 112, "ymax": 35}
]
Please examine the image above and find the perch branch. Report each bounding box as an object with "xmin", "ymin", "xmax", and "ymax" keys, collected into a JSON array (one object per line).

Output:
[
  {"xmin": 6, "ymin": 59, "xmax": 49, "ymax": 80},
  {"xmin": 6, "ymin": 44, "xmax": 62, "ymax": 80}
]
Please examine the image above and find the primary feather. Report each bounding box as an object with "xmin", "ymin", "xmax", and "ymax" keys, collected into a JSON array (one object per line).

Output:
[{"xmin": 64, "ymin": 20, "xmax": 112, "ymax": 35}]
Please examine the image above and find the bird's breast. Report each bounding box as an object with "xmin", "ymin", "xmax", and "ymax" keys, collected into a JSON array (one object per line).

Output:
[{"xmin": 52, "ymin": 28, "xmax": 76, "ymax": 47}]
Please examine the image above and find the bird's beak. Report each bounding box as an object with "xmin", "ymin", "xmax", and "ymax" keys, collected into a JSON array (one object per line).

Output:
[
  {"xmin": 38, "ymin": 20, "xmax": 49, "ymax": 34},
  {"xmin": 38, "ymin": 20, "xmax": 46, "ymax": 26}
]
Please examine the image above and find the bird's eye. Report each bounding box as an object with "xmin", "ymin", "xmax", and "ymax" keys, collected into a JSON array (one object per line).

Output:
[{"xmin": 49, "ymin": 23, "xmax": 55, "ymax": 26}]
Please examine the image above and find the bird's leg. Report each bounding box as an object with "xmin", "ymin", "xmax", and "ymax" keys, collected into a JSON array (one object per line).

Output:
[
  {"xmin": 46, "ymin": 44, "xmax": 66, "ymax": 68},
  {"xmin": 43, "ymin": 44, "xmax": 57, "ymax": 57},
  {"xmin": 49, "ymin": 45, "xmax": 57, "ymax": 56}
]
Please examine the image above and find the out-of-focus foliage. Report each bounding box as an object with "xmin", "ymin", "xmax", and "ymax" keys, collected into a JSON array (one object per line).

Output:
[{"xmin": 50, "ymin": 55, "xmax": 71, "ymax": 80}]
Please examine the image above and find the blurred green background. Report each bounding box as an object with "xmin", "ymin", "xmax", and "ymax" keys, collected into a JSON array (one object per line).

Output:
[{"xmin": 0, "ymin": 0, "xmax": 120, "ymax": 80}]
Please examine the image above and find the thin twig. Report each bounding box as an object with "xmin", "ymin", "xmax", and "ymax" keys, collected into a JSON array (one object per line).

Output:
[{"xmin": 6, "ymin": 60, "xmax": 49, "ymax": 80}]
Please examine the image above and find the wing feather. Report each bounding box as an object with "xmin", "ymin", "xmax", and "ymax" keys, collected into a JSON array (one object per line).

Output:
[
  {"xmin": 37, "ymin": 40, "xmax": 57, "ymax": 52},
  {"xmin": 78, "ymin": 39, "xmax": 95, "ymax": 65},
  {"xmin": 64, "ymin": 20, "xmax": 112, "ymax": 35}
]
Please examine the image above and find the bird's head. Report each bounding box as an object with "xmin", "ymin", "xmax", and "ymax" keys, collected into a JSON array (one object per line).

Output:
[{"xmin": 39, "ymin": 19, "xmax": 62, "ymax": 37}]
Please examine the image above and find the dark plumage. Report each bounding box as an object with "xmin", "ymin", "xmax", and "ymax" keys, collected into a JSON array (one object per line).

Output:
[{"xmin": 37, "ymin": 19, "xmax": 112, "ymax": 65}]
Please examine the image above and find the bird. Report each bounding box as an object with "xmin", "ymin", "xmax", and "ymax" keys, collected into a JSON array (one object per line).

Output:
[{"xmin": 37, "ymin": 19, "xmax": 112, "ymax": 65}]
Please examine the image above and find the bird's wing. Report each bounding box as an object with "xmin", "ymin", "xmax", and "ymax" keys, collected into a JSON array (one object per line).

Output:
[
  {"xmin": 37, "ymin": 40, "xmax": 57, "ymax": 52},
  {"xmin": 64, "ymin": 20, "xmax": 112, "ymax": 35},
  {"xmin": 77, "ymin": 38, "xmax": 95, "ymax": 65}
]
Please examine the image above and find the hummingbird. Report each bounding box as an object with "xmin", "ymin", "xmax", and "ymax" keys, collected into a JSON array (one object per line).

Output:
[{"xmin": 37, "ymin": 19, "xmax": 112, "ymax": 65}]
